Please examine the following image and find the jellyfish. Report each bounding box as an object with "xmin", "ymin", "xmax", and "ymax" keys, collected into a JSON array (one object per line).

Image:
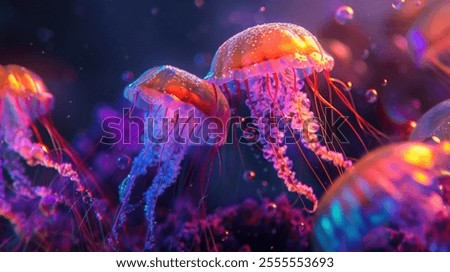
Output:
[
  {"xmin": 112, "ymin": 65, "xmax": 230, "ymax": 249},
  {"xmin": 312, "ymin": 141, "xmax": 449, "ymax": 251},
  {"xmin": 0, "ymin": 64, "xmax": 86, "ymax": 192},
  {"xmin": 0, "ymin": 64, "xmax": 101, "ymax": 250},
  {"xmin": 205, "ymin": 23, "xmax": 382, "ymax": 212},
  {"xmin": 409, "ymin": 99, "xmax": 450, "ymax": 142}
]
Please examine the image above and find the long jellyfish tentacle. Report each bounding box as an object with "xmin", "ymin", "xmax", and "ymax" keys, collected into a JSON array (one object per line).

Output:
[
  {"xmin": 246, "ymin": 77, "xmax": 318, "ymax": 212},
  {"xmin": 279, "ymin": 70, "xmax": 353, "ymax": 169},
  {"xmin": 144, "ymin": 142, "xmax": 187, "ymax": 249},
  {"xmin": 0, "ymin": 140, "xmax": 34, "ymax": 197},
  {"xmin": 0, "ymin": 157, "xmax": 5, "ymax": 201},
  {"xmin": 4, "ymin": 126, "xmax": 81, "ymax": 185},
  {"xmin": 112, "ymin": 106, "xmax": 176, "ymax": 243},
  {"xmin": 111, "ymin": 142, "xmax": 162, "ymax": 240}
]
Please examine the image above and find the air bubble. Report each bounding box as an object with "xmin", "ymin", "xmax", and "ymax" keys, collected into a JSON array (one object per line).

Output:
[
  {"xmin": 194, "ymin": 0, "xmax": 204, "ymax": 8},
  {"xmin": 243, "ymin": 170, "xmax": 256, "ymax": 181},
  {"xmin": 265, "ymin": 202, "xmax": 278, "ymax": 216},
  {"xmin": 307, "ymin": 121, "xmax": 320, "ymax": 133},
  {"xmin": 335, "ymin": 6, "xmax": 354, "ymax": 25},
  {"xmin": 117, "ymin": 155, "xmax": 131, "ymax": 170},
  {"xmin": 392, "ymin": 0, "xmax": 406, "ymax": 10},
  {"xmin": 297, "ymin": 222, "xmax": 306, "ymax": 232},
  {"xmin": 121, "ymin": 71, "xmax": 134, "ymax": 82},
  {"xmin": 365, "ymin": 89, "xmax": 378, "ymax": 103}
]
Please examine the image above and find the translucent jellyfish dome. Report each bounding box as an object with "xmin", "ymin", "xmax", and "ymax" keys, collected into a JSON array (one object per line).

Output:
[
  {"xmin": 313, "ymin": 141, "xmax": 449, "ymax": 251},
  {"xmin": 205, "ymin": 23, "xmax": 334, "ymax": 84},
  {"xmin": 126, "ymin": 65, "xmax": 230, "ymax": 143},
  {"xmin": 0, "ymin": 64, "xmax": 54, "ymax": 126}
]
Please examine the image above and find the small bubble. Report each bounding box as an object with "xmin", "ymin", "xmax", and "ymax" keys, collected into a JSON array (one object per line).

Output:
[
  {"xmin": 392, "ymin": 0, "xmax": 406, "ymax": 10},
  {"xmin": 307, "ymin": 121, "xmax": 320, "ymax": 133},
  {"xmin": 346, "ymin": 81, "xmax": 353, "ymax": 91},
  {"xmin": 411, "ymin": 99, "xmax": 421, "ymax": 110},
  {"xmin": 193, "ymin": 52, "xmax": 212, "ymax": 69},
  {"xmin": 409, "ymin": 120, "xmax": 417, "ymax": 129},
  {"xmin": 334, "ymin": 6, "xmax": 354, "ymax": 25},
  {"xmin": 381, "ymin": 79, "xmax": 388, "ymax": 86},
  {"xmin": 262, "ymin": 180, "xmax": 269, "ymax": 187},
  {"xmin": 121, "ymin": 71, "xmax": 134, "ymax": 82},
  {"xmin": 66, "ymin": 114, "xmax": 71, "ymax": 119},
  {"xmin": 221, "ymin": 230, "xmax": 230, "ymax": 242},
  {"xmin": 296, "ymin": 222, "xmax": 306, "ymax": 232},
  {"xmin": 117, "ymin": 155, "xmax": 131, "ymax": 170},
  {"xmin": 151, "ymin": 7, "xmax": 160, "ymax": 15},
  {"xmin": 265, "ymin": 202, "xmax": 278, "ymax": 216},
  {"xmin": 37, "ymin": 27, "xmax": 54, "ymax": 43},
  {"xmin": 194, "ymin": 0, "xmax": 204, "ymax": 8},
  {"xmin": 259, "ymin": 6, "xmax": 266, "ymax": 12},
  {"xmin": 243, "ymin": 170, "xmax": 256, "ymax": 181},
  {"xmin": 82, "ymin": 194, "xmax": 92, "ymax": 204},
  {"xmin": 362, "ymin": 49, "xmax": 370, "ymax": 59},
  {"xmin": 365, "ymin": 89, "xmax": 378, "ymax": 103},
  {"xmin": 439, "ymin": 184, "xmax": 444, "ymax": 195}
]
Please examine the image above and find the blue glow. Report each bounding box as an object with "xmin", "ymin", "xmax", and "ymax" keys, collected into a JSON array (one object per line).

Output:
[
  {"xmin": 381, "ymin": 196, "xmax": 396, "ymax": 215},
  {"xmin": 344, "ymin": 225, "xmax": 360, "ymax": 242},
  {"xmin": 409, "ymin": 28, "xmax": 427, "ymax": 62},
  {"xmin": 314, "ymin": 224, "xmax": 339, "ymax": 251},
  {"xmin": 356, "ymin": 179, "xmax": 372, "ymax": 198},
  {"xmin": 342, "ymin": 187, "xmax": 359, "ymax": 209},
  {"xmin": 320, "ymin": 216, "xmax": 335, "ymax": 237},
  {"xmin": 330, "ymin": 200, "xmax": 344, "ymax": 227}
]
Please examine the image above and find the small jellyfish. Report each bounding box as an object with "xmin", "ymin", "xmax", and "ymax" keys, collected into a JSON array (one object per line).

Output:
[
  {"xmin": 0, "ymin": 65, "xmax": 84, "ymax": 190},
  {"xmin": 409, "ymin": 99, "xmax": 450, "ymax": 142},
  {"xmin": 407, "ymin": 0, "xmax": 450, "ymax": 81},
  {"xmin": 112, "ymin": 65, "xmax": 230, "ymax": 249},
  {"xmin": 0, "ymin": 65, "xmax": 101, "ymax": 250},
  {"xmin": 205, "ymin": 23, "xmax": 382, "ymax": 212},
  {"xmin": 312, "ymin": 142, "xmax": 449, "ymax": 251}
]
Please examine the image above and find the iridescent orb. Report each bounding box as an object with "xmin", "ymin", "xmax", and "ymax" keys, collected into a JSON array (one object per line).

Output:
[{"xmin": 313, "ymin": 142, "xmax": 449, "ymax": 251}]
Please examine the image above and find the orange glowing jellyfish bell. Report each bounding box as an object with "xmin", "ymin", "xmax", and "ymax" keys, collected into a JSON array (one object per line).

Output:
[
  {"xmin": 0, "ymin": 64, "xmax": 82, "ymax": 186},
  {"xmin": 113, "ymin": 65, "xmax": 230, "ymax": 249},
  {"xmin": 205, "ymin": 23, "xmax": 382, "ymax": 212}
]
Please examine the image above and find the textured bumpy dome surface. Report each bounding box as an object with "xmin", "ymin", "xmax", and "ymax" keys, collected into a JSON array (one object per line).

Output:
[
  {"xmin": 124, "ymin": 65, "xmax": 230, "ymax": 126},
  {"xmin": 205, "ymin": 23, "xmax": 334, "ymax": 84}
]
